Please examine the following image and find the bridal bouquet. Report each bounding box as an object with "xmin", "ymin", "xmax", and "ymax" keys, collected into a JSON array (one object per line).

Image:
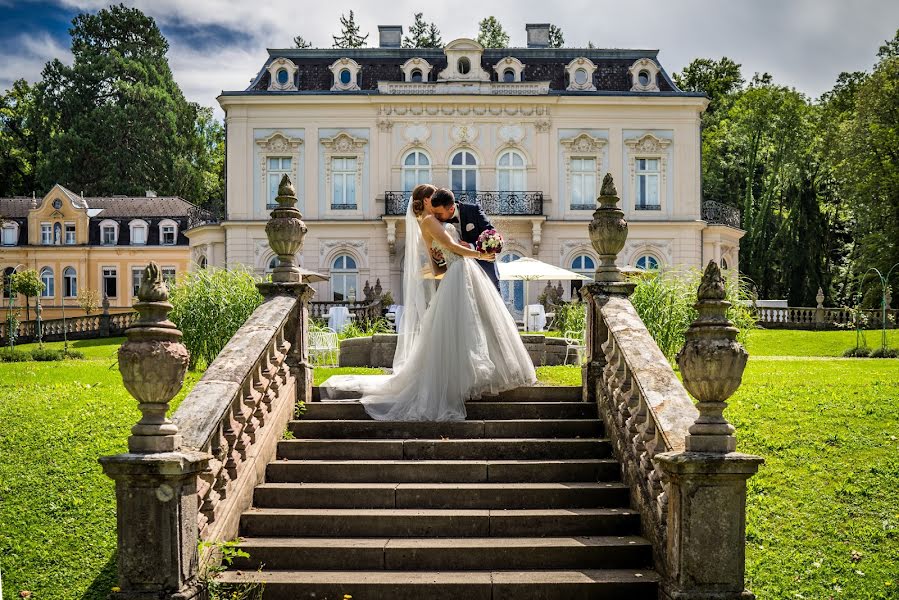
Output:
[{"xmin": 476, "ymin": 229, "xmax": 504, "ymax": 254}]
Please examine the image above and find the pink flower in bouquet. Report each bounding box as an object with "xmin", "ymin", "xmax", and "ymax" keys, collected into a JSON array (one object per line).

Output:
[{"xmin": 476, "ymin": 229, "xmax": 504, "ymax": 254}]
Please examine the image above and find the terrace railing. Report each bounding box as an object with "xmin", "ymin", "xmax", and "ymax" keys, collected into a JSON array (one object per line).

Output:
[
  {"xmin": 384, "ymin": 190, "xmax": 544, "ymax": 216},
  {"xmin": 702, "ymin": 200, "xmax": 742, "ymax": 229}
]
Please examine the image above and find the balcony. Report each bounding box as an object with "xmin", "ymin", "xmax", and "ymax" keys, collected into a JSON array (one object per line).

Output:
[
  {"xmin": 701, "ymin": 200, "xmax": 742, "ymax": 229},
  {"xmin": 384, "ymin": 190, "xmax": 544, "ymax": 216}
]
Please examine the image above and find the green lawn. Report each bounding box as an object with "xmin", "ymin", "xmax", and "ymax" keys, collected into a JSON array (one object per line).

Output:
[
  {"xmin": 745, "ymin": 328, "xmax": 899, "ymax": 357},
  {"xmin": 2, "ymin": 331, "xmax": 897, "ymax": 599}
]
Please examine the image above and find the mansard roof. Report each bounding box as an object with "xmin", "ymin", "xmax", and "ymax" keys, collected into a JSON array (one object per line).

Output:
[
  {"xmin": 0, "ymin": 193, "xmax": 198, "ymax": 219},
  {"xmin": 225, "ymin": 46, "xmax": 698, "ymax": 97}
]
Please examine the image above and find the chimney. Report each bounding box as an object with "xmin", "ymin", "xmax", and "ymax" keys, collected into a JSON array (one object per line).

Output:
[
  {"xmin": 146, "ymin": 190, "xmax": 157, "ymax": 197},
  {"xmin": 378, "ymin": 25, "xmax": 403, "ymax": 48},
  {"xmin": 526, "ymin": 23, "xmax": 551, "ymax": 48}
]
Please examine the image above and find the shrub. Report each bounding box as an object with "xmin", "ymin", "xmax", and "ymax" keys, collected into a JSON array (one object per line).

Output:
[
  {"xmin": 64, "ymin": 349, "xmax": 85, "ymax": 360},
  {"xmin": 338, "ymin": 317, "xmax": 392, "ymax": 340},
  {"xmin": 30, "ymin": 348, "xmax": 64, "ymax": 361},
  {"xmin": 169, "ymin": 267, "xmax": 264, "ymax": 369},
  {"xmin": 869, "ymin": 347, "xmax": 899, "ymax": 359},
  {"xmin": 0, "ymin": 348, "xmax": 30, "ymax": 362},
  {"xmin": 628, "ymin": 267, "xmax": 756, "ymax": 363},
  {"xmin": 553, "ymin": 300, "xmax": 587, "ymax": 337},
  {"xmin": 843, "ymin": 346, "xmax": 871, "ymax": 358}
]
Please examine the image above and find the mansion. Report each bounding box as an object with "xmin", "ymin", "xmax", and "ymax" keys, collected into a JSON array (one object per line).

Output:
[{"xmin": 187, "ymin": 24, "xmax": 743, "ymax": 311}]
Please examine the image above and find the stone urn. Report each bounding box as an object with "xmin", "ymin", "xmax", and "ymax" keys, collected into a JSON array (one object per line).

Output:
[
  {"xmin": 588, "ymin": 174, "xmax": 628, "ymax": 283},
  {"xmin": 265, "ymin": 174, "xmax": 307, "ymax": 281}
]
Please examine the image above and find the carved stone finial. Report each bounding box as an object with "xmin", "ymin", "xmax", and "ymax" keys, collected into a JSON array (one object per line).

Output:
[
  {"xmin": 816, "ymin": 287, "xmax": 825, "ymax": 309},
  {"xmin": 102, "ymin": 293, "xmax": 110, "ymax": 314},
  {"xmin": 374, "ymin": 278, "xmax": 383, "ymax": 298},
  {"xmin": 588, "ymin": 173, "xmax": 630, "ymax": 287},
  {"xmin": 117, "ymin": 261, "xmax": 189, "ymax": 453},
  {"xmin": 676, "ymin": 261, "xmax": 747, "ymax": 453},
  {"xmin": 600, "ymin": 173, "xmax": 617, "ymax": 197},
  {"xmin": 265, "ymin": 174, "xmax": 308, "ymax": 285}
]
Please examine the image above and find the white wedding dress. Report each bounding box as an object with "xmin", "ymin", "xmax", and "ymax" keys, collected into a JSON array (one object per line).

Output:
[{"xmin": 321, "ymin": 219, "xmax": 537, "ymax": 421}]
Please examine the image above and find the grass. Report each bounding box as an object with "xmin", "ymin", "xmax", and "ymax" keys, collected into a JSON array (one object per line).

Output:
[
  {"xmin": 0, "ymin": 338, "xmax": 201, "ymax": 600},
  {"xmin": 746, "ymin": 328, "xmax": 899, "ymax": 357},
  {"xmin": 9, "ymin": 337, "xmax": 126, "ymax": 360}
]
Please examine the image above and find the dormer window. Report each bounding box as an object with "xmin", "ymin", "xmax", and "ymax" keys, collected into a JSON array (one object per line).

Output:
[
  {"xmin": 129, "ymin": 219, "xmax": 148, "ymax": 245},
  {"xmin": 159, "ymin": 219, "xmax": 178, "ymax": 245},
  {"xmin": 438, "ymin": 39, "xmax": 490, "ymax": 82},
  {"xmin": 329, "ymin": 58, "xmax": 361, "ymax": 91},
  {"xmin": 400, "ymin": 58, "xmax": 433, "ymax": 83},
  {"xmin": 565, "ymin": 58, "xmax": 597, "ymax": 91},
  {"xmin": 493, "ymin": 57, "xmax": 525, "ymax": 83},
  {"xmin": 503, "ymin": 69, "xmax": 515, "ymax": 82},
  {"xmin": 100, "ymin": 220, "xmax": 119, "ymax": 245},
  {"xmin": 458, "ymin": 57, "xmax": 471, "ymax": 74},
  {"xmin": 1, "ymin": 222, "xmax": 18, "ymax": 246},
  {"xmin": 266, "ymin": 57, "xmax": 298, "ymax": 91},
  {"xmin": 628, "ymin": 58, "xmax": 661, "ymax": 92}
]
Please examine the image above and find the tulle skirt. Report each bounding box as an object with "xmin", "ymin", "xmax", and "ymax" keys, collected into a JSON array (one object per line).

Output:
[{"xmin": 320, "ymin": 257, "xmax": 537, "ymax": 421}]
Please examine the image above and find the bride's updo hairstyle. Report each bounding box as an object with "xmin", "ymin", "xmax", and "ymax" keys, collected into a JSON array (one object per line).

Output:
[{"xmin": 410, "ymin": 184, "xmax": 437, "ymax": 216}]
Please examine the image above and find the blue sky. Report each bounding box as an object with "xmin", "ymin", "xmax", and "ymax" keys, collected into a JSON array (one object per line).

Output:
[{"xmin": 2, "ymin": 0, "xmax": 898, "ymax": 118}]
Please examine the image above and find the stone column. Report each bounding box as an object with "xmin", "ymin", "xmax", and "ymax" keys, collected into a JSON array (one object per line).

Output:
[
  {"xmin": 255, "ymin": 175, "xmax": 314, "ymax": 405},
  {"xmin": 99, "ymin": 263, "xmax": 210, "ymax": 600},
  {"xmin": 581, "ymin": 174, "xmax": 636, "ymax": 402},
  {"xmin": 815, "ymin": 287, "xmax": 825, "ymax": 329},
  {"xmin": 100, "ymin": 293, "xmax": 111, "ymax": 337},
  {"xmin": 655, "ymin": 261, "xmax": 763, "ymax": 600}
]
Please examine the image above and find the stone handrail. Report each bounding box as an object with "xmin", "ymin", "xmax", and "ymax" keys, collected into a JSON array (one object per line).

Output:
[
  {"xmin": 583, "ymin": 174, "xmax": 761, "ymax": 599},
  {"xmin": 0, "ymin": 310, "xmax": 135, "ymax": 344},
  {"xmin": 172, "ymin": 293, "xmax": 302, "ymax": 543}
]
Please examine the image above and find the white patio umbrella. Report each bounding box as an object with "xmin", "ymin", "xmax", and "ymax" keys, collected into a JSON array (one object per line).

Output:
[{"xmin": 497, "ymin": 257, "xmax": 592, "ymax": 330}]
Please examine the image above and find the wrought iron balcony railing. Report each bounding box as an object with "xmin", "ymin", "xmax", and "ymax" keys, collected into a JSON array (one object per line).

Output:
[
  {"xmin": 384, "ymin": 190, "xmax": 544, "ymax": 216},
  {"xmin": 701, "ymin": 200, "xmax": 742, "ymax": 229},
  {"xmin": 186, "ymin": 206, "xmax": 222, "ymax": 230}
]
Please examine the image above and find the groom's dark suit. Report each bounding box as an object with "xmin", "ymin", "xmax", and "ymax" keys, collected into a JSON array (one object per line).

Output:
[{"xmin": 446, "ymin": 202, "xmax": 500, "ymax": 293}]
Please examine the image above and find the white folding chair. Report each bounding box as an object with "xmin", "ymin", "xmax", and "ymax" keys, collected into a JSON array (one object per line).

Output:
[
  {"xmin": 309, "ymin": 327, "xmax": 339, "ymax": 366},
  {"xmin": 564, "ymin": 329, "xmax": 586, "ymax": 365}
]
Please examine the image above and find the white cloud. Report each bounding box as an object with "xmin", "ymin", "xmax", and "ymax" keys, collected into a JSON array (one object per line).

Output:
[{"xmin": 0, "ymin": 31, "xmax": 71, "ymax": 90}]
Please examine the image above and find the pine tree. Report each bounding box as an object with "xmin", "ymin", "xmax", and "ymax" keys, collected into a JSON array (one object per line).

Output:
[
  {"xmin": 293, "ymin": 35, "xmax": 312, "ymax": 48},
  {"xmin": 332, "ymin": 11, "xmax": 369, "ymax": 48},
  {"xmin": 548, "ymin": 24, "xmax": 564, "ymax": 48},
  {"xmin": 403, "ymin": 12, "xmax": 442, "ymax": 48},
  {"xmin": 587, "ymin": 41, "xmax": 596, "ymax": 49},
  {"xmin": 476, "ymin": 16, "xmax": 509, "ymax": 48}
]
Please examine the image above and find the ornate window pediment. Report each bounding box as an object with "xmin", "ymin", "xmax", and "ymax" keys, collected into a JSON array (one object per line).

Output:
[
  {"xmin": 267, "ymin": 57, "xmax": 298, "ymax": 91},
  {"xmin": 565, "ymin": 58, "xmax": 597, "ymax": 91},
  {"xmin": 256, "ymin": 132, "xmax": 303, "ymax": 154},
  {"xmin": 329, "ymin": 58, "xmax": 362, "ymax": 91},
  {"xmin": 401, "ymin": 58, "xmax": 434, "ymax": 83},
  {"xmin": 321, "ymin": 132, "xmax": 367, "ymax": 154},
  {"xmin": 624, "ymin": 133, "xmax": 671, "ymax": 154},
  {"xmin": 438, "ymin": 38, "xmax": 490, "ymax": 82},
  {"xmin": 493, "ymin": 56, "xmax": 525, "ymax": 82},
  {"xmin": 560, "ymin": 132, "xmax": 607, "ymax": 154},
  {"xmin": 628, "ymin": 58, "xmax": 661, "ymax": 92}
]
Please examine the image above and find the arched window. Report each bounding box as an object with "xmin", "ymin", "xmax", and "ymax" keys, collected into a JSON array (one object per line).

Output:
[
  {"xmin": 129, "ymin": 219, "xmax": 148, "ymax": 245},
  {"xmin": 450, "ymin": 150, "xmax": 478, "ymax": 195},
  {"xmin": 63, "ymin": 267, "xmax": 77, "ymax": 297},
  {"xmin": 99, "ymin": 220, "xmax": 119, "ymax": 245},
  {"xmin": 2, "ymin": 267, "xmax": 15, "ymax": 298},
  {"xmin": 500, "ymin": 253, "xmax": 524, "ymax": 313},
  {"xmin": 497, "ymin": 150, "xmax": 526, "ymax": 192},
  {"xmin": 570, "ymin": 254, "xmax": 595, "ymax": 295},
  {"xmin": 40, "ymin": 267, "xmax": 54, "ymax": 298},
  {"xmin": 331, "ymin": 254, "xmax": 358, "ymax": 302},
  {"xmin": 267, "ymin": 256, "xmax": 279, "ymax": 273},
  {"xmin": 198, "ymin": 256, "xmax": 208, "ymax": 269},
  {"xmin": 721, "ymin": 258, "xmax": 729, "ymax": 270},
  {"xmin": 410, "ymin": 69, "xmax": 423, "ymax": 82},
  {"xmin": 402, "ymin": 150, "xmax": 431, "ymax": 192},
  {"xmin": 503, "ymin": 69, "xmax": 515, "ymax": 82},
  {"xmin": 159, "ymin": 219, "xmax": 178, "ymax": 245},
  {"xmin": 636, "ymin": 255, "xmax": 660, "ymax": 270}
]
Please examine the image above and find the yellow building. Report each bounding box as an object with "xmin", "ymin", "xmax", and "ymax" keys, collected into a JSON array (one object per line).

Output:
[{"xmin": 1, "ymin": 184, "xmax": 196, "ymax": 320}]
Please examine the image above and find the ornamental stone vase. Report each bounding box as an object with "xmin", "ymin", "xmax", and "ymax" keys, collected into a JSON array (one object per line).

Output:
[
  {"xmin": 266, "ymin": 174, "xmax": 307, "ymax": 283},
  {"xmin": 589, "ymin": 174, "xmax": 628, "ymax": 283}
]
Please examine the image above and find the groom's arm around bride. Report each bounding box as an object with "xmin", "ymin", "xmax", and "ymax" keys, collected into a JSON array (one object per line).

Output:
[{"xmin": 457, "ymin": 202, "xmax": 501, "ymax": 293}]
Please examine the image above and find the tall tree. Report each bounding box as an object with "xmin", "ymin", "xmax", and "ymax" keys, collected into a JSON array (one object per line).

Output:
[
  {"xmin": 0, "ymin": 79, "xmax": 46, "ymax": 196},
  {"xmin": 548, "ymin": 24, "xmax": 564, "ymax": 48},
  {"xmin": 673, "ymin": 57, "xmax": 744, "ymax": 115},
  {"xmin": 35, "ymin": 4, "xmax": 212, "ymax": 204},
  {"xmin": 476, "ymin": 16, "xmax": 509, "ymax": 48},
  {"xmin": 332, "ymin": 11, "xmax": 369, "ymax": 48},
  {"xmin": 403, "ymin": 12, "xmax": 442, "ymax": 48},
  {"xmin": 293, "ymin": 35, "xmax": 312, "ymax": 48}
]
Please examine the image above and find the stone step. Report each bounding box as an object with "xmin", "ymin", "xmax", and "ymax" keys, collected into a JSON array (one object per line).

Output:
[
  {"xmin": 266, "ymin": 459, "xmax": 621, "ymax": 483},
  {"xmin": 253, "ymin": 482, "xmax": 630, "ymax": 509},
  {"xmin": 215, "ymin": 568, "xmax": 659, "ymax": 600},
  {"xmin": 277, "ymin": 438, "xmax": 612, "ymax": 460},
  {"xmin": 239, "ymin": 508, "xmax": 641, "ymax": 538},
  {"xmin": 312, "ymin": 385, "xmax": 582, "ymax": 403},
  {"xmin": 287, "ymin": 419, "xmax": 602, "ymax": 440},
  {"xmin": 230, "ymin": 536, "xmax": 652, "ymax": 571},
  {"xmin": 301, "ymin": 401, "xmax": 598, "ymax": 421}
]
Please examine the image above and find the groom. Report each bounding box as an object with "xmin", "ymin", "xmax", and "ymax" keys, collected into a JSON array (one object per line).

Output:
[{"xmin": 428, "ymin": 188, "xmax": 501, "ymax": 292}]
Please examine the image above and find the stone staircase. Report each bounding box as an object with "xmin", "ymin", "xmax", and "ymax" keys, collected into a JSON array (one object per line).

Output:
[{"xmin": 217, "ymin": 385, "xmax": 660, "ymax": 599}]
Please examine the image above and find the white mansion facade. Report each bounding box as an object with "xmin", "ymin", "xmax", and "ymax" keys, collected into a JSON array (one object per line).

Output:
[{"xmin": 187, "ymin": 25, "xmax": 743, "ymax": 311}]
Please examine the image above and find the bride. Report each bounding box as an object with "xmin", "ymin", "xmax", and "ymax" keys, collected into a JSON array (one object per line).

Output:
[{"xmin": 321, "ymin": 184, "xmax": 536, "ymax": 421}]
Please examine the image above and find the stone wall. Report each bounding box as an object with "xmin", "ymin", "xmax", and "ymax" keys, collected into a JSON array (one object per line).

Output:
[{"xmin": 339, "ymin": 333, "xmax": 579, "ymax": 368}]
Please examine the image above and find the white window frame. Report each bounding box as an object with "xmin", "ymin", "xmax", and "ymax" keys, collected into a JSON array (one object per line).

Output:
[
  {"xmin": 628, "ymin": 58, "xmax": 661, "ymax": 92},
  {"xmin": 40, "ymin": 267, "xmax": 54, "ymax": 298},
  {"xmin": 493, "ymin": 56, "xmax": 526, "ymax": 82},
  {"xmin": 103, "ymin": 266, "xmax": 118, "ymax": 298},
  {"xmin": 158, "ymin": 219, "xmax": 178, "ymax": 246},
  {"xmin": 129, "ymin": 219, "xmax": 148, "ymax": 245},
  {"xmin": 560, "ymin": 133, "xmax": 607, "ymax": 212},
  {"xmin": 329, "ymin": 57, "xmax": 361, "ymax": 91},
  {"xmin": 99, "ymin": 220, "xmax": 119, "ymax": 245},
  {"xmin": 64, "ymin": 222, "xmax": 76, "ymax": 245},
  {"xmin": 449, "ymin": 150, "xmax": 479, "ymax": 194},
  {"xmin": 1, "ymin": 222, "xmax": 19, "ymax": 246},
  {"xmin": 265, "ymin": 156, "xmax": 293, "ymax": 208},
  {"xmin": 635, "ymin": 254, "xmax": 661, "ymax": 270},
  {"xmin": 565, "ymin": 57, "xmax": 598, "ymax": 91},
  {"xmin": 400, "ymin": 57, "xmax": 434, "ymax": 82},
  {"xmin": 625, "ymin": 133, "xmax": 671, "ymax": 214},
  {"xmin": 330, "ymin": 254, "xmax": 358, "ymax": 301},
  {"xmin": 131, "ymin": 267, "xmax": 143, "ymax": 299},
  {"xmin": 40, "ymin": 222, "xmax": 52, "ymax": 245},
  {"xmin": 331, "ymin": 157, "xmax": 358, "ymax": 209},
  {"xmin": 63, "ymin": 266, "xmax": 77, "ymax": 298},
  {"xmin": 321, "ymin": 132, "xmax": 367, "ymax": 216},
  {"xmin": 634, "ymin": 158, "xmax": 661, "ymax": 210},
  {"xmin": 497, "ymin": 150, "xmax": 527, "ymax": 192},
  {"xmin": 402, "ymin": 150, "xmax": 432, "ymax": 192},
  {"xmin": 161, "ymin": 266, "xmax": 176, "ymax": 285},
  {"xmin": 257, "ymin": 132, "xmax": 303, "ymax": 212},
  {"xmin": 266, "ymin": 57, "xmax": 299, "ymax": 91}
]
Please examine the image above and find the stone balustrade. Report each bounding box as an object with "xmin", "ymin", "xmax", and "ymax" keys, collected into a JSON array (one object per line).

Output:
[
  {"xmin": 755, "ymin": 305, "xmax": 894, "ymax": 329},
  {"xmin": 583, "ymin": 174, "xmax": 762, "ymax": 600},
  {"xmin": 0, "ymin": 309, "xmax": 134, "ymax": 345}
]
